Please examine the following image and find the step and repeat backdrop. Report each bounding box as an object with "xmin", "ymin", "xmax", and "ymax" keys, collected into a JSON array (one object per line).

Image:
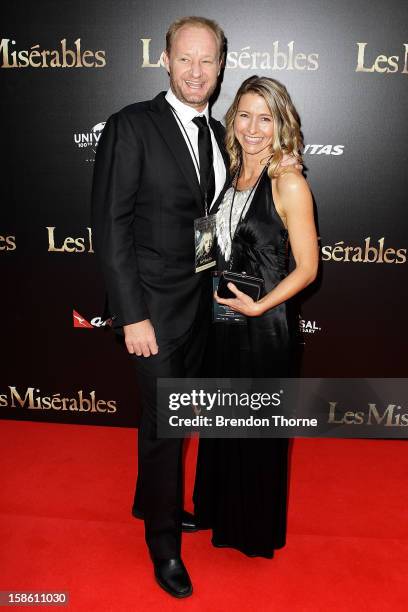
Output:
[{"xmin": 2, "ymin": 0, "xmax": 407, "ymax": 427}]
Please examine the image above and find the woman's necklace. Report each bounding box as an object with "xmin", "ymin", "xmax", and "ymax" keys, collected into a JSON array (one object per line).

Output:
[
  {"xmin": 235, "ymin": 174, "xmax": 262, "ymax": 192},
  {"xmin": 234, "ymin": 154, "xmax": 273, "ymax": 191}
]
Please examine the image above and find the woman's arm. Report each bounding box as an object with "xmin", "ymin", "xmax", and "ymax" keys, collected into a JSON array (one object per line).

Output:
[{"xmin": 215, "ymin": 170, "xmax": 319, "ymax": 316}]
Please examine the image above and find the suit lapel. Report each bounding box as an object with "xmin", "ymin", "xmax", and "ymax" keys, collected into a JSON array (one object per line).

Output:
[
  {"xmin": 148, "ymin": 92, "xmax": 204, "ymax": 215},
  {"xmin": 209, "ymin": 117, "xmax": 229, "ymax": 176},
  {"xmin": 209, "ymin": 117, "xmax": 231, "ymax": 214}
]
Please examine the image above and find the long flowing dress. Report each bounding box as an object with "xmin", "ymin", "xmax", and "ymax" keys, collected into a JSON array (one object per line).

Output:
[{"xmin": 193, "ymin": 169, "xmax": 299, "ymax": 558}]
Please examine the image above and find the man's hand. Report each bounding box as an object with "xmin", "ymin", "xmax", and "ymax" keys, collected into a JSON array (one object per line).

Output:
[
  {"xmin": 280, "ymin": 152, "xmax": 303, "ymax": 171},
  {"xmin": 123, "ymin": 319, "xmax": 158, "ymax": 357}
]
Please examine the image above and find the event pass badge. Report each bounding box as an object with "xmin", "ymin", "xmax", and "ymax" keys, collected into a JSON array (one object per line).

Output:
[{"xmin": 194, "ymin": 214, "xmax": 216, "ymax": 273}]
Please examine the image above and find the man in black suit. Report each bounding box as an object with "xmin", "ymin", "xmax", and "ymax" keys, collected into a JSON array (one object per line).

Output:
[{"xmin": 92, "ymin": 16, "xmax": 228, "ymax": 598}]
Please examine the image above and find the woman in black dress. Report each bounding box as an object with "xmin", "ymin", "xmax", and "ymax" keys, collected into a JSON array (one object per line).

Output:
[{"xmin": 193, "ymin": 76, "xmax": 319, "ymax": 558}]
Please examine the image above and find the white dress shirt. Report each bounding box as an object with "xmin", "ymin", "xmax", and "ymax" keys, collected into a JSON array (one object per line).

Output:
[{"xmin": 165, "ymin": 88, "xmax": 226, "ymax": 211}]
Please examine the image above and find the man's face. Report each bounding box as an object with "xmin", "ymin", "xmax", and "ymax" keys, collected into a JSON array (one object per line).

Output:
[{"xmin": 164, "ymin": 26, "xmax": 221, "ymax": 111}]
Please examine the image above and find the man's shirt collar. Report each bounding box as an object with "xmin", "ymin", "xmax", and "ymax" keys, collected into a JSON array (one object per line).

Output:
[{"xmin": 165, "ymin": 88, "xmax": 210, "ymax": 125}]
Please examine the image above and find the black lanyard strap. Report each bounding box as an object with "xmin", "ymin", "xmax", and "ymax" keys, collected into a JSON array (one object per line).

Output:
[
  {"xmin": 227, "ymin": 160, "xmax": 271, "ymax": 270},
  {"xmin": 169, "ymin": 104, "xmax": 215, "ymax": 216},
  {"xmin": 169, "ymin": 105, "xmax": 201, "ymax": 176},
  {"xmin": 228, "ymin": 162, "xmax": 269, "ymax": 243}
]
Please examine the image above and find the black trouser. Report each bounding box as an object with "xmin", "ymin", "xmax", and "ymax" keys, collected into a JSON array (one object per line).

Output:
[{"xmin": 131, "ymin": 305, "xmax": 209, "ymax": 559}]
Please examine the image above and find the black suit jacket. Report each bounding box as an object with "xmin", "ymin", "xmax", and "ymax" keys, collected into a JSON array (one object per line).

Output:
[{"xmin": 91, "ymin": 91, "xmax": 229, "ymax": 340}]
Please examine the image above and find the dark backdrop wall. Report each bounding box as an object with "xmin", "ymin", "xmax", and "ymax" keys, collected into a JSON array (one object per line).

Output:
[{"xmin": 2, "ymin": 0, "xmax": 407, "ymax": 426}]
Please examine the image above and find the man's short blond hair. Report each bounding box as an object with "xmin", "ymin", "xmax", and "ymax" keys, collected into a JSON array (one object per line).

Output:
[{"xmin": 166, "ymin": 16, "xmax": 226, "ymax": 60}]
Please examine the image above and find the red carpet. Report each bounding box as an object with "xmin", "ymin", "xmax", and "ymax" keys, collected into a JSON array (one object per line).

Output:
[{"xmin": 0, "ymin": 420, "xmax": 407, "ymax": 611}]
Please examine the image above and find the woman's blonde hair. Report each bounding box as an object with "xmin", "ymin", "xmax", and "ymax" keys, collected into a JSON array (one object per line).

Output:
[{"xmin": 225, "ymin": 76, "xmax": 303, "ymax": 179}]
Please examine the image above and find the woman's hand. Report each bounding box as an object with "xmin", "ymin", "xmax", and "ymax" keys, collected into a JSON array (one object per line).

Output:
[{"xmin": 214, "ymin": 283, "xmax": 264, "ymax": 317}]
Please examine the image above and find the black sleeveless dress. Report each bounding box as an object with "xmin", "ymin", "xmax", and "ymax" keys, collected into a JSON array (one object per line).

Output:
[{"xmin": 193, "ymin": 170, "xmax": 297, "ymax": 558}]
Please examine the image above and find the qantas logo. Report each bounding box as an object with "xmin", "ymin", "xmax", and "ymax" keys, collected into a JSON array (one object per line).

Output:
[
  {"xmin": 303, "ymin": 144, "xmax": 344, "ymax": 156},
  {"xmin": 73, "ymin": 309, "xmax": 112, "ymax": 329}
]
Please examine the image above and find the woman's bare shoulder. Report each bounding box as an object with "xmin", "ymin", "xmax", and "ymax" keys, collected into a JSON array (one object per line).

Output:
[{"xmin": 274, "ymin": 169, "xmax": 308, "ymax": 195}]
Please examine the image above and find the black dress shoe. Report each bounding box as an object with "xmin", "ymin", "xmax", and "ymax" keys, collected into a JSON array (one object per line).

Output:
[
  {"xmin": 132, "ymin": 507, "xmax": 199, "ymax": 533},
  {"xmin": 180, "ymin": 510, "xmax": 199, "ymax": 532},
  {"xmin": 153, "ymin": 557, "xmax": 192, "ymax": 598},
  {"xmin": 131, "ymin": 506, "xmax": 144, "ymax": 520}
]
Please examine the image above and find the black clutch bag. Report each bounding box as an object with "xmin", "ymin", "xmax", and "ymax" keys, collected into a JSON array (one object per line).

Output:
[{"xmin": 217, "ymin": 271, "xmax": 264, "ymax": 301}]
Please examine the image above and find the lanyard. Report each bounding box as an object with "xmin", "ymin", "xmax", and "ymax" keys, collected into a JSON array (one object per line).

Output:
[
  {"xmin": 169, "ymin": 104, "xmax": 212, "ymax": 216},
  {"xmin": 227, "ymin": 162, "xmax": 269, "ymax": 270},
  {"xmin": 228, "ymin": 162, "xmax": 268, "ymax": 243}
]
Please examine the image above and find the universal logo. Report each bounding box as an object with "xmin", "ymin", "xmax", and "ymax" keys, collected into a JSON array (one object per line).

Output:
[
  {"xmin": 0, "ymin": 234, "xmax": 16, "ymax": 251},
  {"xmin": 0, "ymin": 386, "xmax": 117, "ymax": 413},
  {"xmin": 356, "ymin": 43, "xmax": 408, "ymax": 74},
  {"xmin": 304, "ymin": 145, "xmax": 344, "ymax": 156},
  {"xmin": 74, "ymin": 122, "xmax": 106, "ymax": 163},
  {"xmin": 321, "ymin": 237, "xmax": 407, "ymax": 264},
  {"xmin": 141, "ymin": 39, "xmax": 319, "ymax": 71},
  {"xmin": 329, "ymin": 402, "xmax": 408, "ymax": 427},
  {"xmin": 299, "ymin": 318, "xmax": 321, "ymax": 334},
  {"xmin": 47, "ymin": 227, "xmax": 94, "ymax": 253},
  {"xmin": 0, "ymin": 38, "xmax": 106, "ymax": 68},
  {"xmin": 73, "ymin": 309, "xmax": 113, "ymax": 329}
]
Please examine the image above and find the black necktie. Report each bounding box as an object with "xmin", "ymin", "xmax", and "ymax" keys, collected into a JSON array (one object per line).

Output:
[{"xmin": 192, "ymin": 116, "xmax": 216, "ymax": 210}]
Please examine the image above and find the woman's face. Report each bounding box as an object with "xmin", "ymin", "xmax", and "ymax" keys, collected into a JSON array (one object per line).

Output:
[{"xmin": 234, "ymin": 92, "xmax": 274, "ymax": 158}]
